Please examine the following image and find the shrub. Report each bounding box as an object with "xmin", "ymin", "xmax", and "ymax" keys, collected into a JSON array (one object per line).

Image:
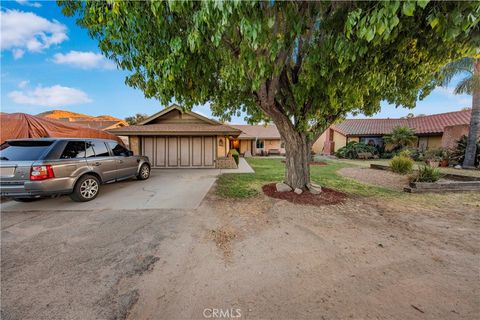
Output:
[
  {"xmin": 335, "ymin": 141, "xmax": 377, "ymax": 159},
  {"xmin": 229, "ymin": 149, "xmax": 239, "ymax": 165},
  {"xmin": 449, "ymin": 135, "xmax": 480, "ymax": 166},
  {"xmin": 383, "ymin": 126, "xmax": 417, "ymax": 151},
  {"xmin": 390, "ymin": 155, "xmax": 414, "ymax": 174},
  {"xmin": 410, "ymin": 165, "xmax": 441, "ymax": 183}
]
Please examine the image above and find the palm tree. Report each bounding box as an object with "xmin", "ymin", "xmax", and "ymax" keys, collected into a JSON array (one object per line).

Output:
[
  {"xmin": 439, "ymin": 58, "xmax": 479, "ymax": 168},
  {"xmin": 383, "ymin": 126, "xmax": 417, "ymax": 151}
]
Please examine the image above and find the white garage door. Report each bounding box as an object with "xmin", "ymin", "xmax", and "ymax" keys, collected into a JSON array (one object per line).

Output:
[{"xmin": 142, "ymin": 136, "xmax": 216, "ymax": 168}]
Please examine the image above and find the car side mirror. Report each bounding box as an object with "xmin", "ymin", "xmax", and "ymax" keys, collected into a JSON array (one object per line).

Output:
[{"xmin": 127, "ymin": 150, "xmax": 134, "ymax": 157}]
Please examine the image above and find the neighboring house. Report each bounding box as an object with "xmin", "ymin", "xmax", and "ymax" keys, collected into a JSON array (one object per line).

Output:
[
  {"xmin": 313, "ymin": 109, "xmax": 472, "ymax": 154},
  {"xmin": 229, "ymin": 125, "xmax": 285, "ymax": 156},
  {"xmin": 71, "ymin": 120, "xmax": 128, "ymax": 131},
  {"xmin": 109, "ymin": 105, "xmax": 241, "ymax": 168},
  {"xmin": 37, "ymin": 109, "xmax": 128, "ymax": 130}
]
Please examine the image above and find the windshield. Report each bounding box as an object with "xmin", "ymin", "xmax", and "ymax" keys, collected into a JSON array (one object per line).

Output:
[{"xmin": 0, "ymin": 141, "xmax": 54, "ymax": 161}]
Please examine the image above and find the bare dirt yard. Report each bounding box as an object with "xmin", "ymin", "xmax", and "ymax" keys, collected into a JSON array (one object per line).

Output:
[
  {"xmin": 338, "ymin": 167, "xmax": 410, "ymax": 191},
  {"xmin": 1, "ymin": 189, "xmax": 479, "ymax": 320}
]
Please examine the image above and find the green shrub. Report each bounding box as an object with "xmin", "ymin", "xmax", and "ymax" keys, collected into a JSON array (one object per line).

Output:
[
  {"xmin": 229, "ymin": 149, "xmax": 239, "ymax": 165},
  {"xmin": 335, "ymin": 141, "xmax": 377, "ymax": 159},
  {"xmin": 449, "ymin": 135, "xmax": 480, "ymax": 166},
  {"xmin": 390, "ymin": 155, "xmax": 414, "ymax": 174},
  {"xmin": 410, "ymin": 165, "xmax": 441, "ymax": 183},
  {"xmin": 398, "ymin": 149, "xmax": 412, "ymax": 158}
]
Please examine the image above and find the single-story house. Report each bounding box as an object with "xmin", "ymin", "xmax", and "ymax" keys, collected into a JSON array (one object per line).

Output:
[
  {"xmin": 313, "ymin": 109, "xmax": 472, "ymax": 154},
  {"xmin": 229, "ymin": 125, "xmax": 285, "ymax": 156},
  {"xmin": 109, "ymin": 105, "xmax": 241, "ymax": 168}
]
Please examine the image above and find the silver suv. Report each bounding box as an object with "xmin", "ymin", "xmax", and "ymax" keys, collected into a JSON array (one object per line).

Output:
[{"xmin": 0, "ymin": 138, "xmax": 151, "ymax": 202}]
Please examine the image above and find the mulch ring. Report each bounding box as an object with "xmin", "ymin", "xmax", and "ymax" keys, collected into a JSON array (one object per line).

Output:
[
  {"xmin": 281, "ymin": 160, "xmax": 328, "ymax": 166},
  {"xmin": 262, "ymin": 183, "xmax": 347, "ymax": 206}
]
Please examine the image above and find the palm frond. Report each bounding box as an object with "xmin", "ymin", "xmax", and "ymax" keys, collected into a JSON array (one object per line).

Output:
[{"xmin": 439, "ymin": 57, "xmax": 474, "ymax": 88}]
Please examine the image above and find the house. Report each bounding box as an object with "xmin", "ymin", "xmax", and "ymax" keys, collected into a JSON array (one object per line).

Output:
[
  {"xmin": 109, "ymin": 105, "xmax": 241, "ymax": 168},
  {"xmin": 229, "ymin": 125, "xmax": 285, "ymax": 156},
  {"xmin": 313, "ymin": 109, "xmax": 472, "ymax": 154}
]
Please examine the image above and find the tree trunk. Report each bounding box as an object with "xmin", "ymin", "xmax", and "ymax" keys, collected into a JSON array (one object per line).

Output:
[
  {"xmin": 276, "ymin": 123, "xmax": 311, "ymax": 189},
  {"xmin": 463, "ymin": 59, "xmax": 479, "ymax": 168}
]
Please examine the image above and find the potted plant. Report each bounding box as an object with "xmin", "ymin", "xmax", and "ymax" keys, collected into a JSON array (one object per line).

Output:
[
  {"xmin": 424, "ymin": 149, "xmax": 441, "ymax": 167},
  {"xmin": 438, "ymin": 149, "xmax": 449, "ymax": 167}
]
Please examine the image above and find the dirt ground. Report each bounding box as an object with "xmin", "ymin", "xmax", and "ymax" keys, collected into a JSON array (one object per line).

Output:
[
  {"xmin": 338, "ymin": 167, "xmax": 410, "ymax": 190},
  {"xmin": 1, "ymin": 188, "xmax": 479, "ymax": 320}
]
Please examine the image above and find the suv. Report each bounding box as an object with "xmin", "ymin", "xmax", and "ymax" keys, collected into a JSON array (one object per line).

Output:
[{"xmin": 0, "ymin": 138, "xmax": 151, "ymax": 202}]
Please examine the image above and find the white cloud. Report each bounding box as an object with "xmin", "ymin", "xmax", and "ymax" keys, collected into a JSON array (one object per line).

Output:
[
  {"xmin": 9, "ymin": 85, "xmax": 92, "ymax": 107},
  {"xmin": 52, "ymin": 51, "xmax": 116, "ymax": 70},
  {"xmin": 0, "ymin": 9, "xmax": 67, "ymax": 58},
  {"xmin": 15, "ymin": 0, "xmax": 42, "ymax": 8},
  {"xmin": 18, "ymin": 80, "xmax": 29, "ymax": 88}
]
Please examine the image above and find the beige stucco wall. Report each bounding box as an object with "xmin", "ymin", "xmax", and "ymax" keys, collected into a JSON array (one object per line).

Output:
[
  {"xmin": 426, "ymin": 136, "xmax": 442, "ymax": 149},
  {"xmin": 257, "ymin": 139, "xmax": 285, "ymax": 154},
  {"xmin": 312, "ymin": 131, "xmax": 327, "ymax": 154},
  {"xmin": 239, "ymin": 140, "xmax": 252, "ymax": 154},
  {"xmin": 348, "ymin": 136, "xmax": 360, "ymax": 143},
  {"xmin": 216, "ymin": 136, "xmax": 229, "ymax": 158},
  {"xmin": 333, "ymin": 132, "xmax": 347, "ymax": 152},
  {"xmin": 129, "ymin": 136, "xmax": 140, "ymax": 155}
]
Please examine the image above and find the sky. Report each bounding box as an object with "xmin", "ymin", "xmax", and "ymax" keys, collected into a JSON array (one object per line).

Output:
[{"xmin": 0, "ymin": 1, "xmax": 472, "ymax": 124}]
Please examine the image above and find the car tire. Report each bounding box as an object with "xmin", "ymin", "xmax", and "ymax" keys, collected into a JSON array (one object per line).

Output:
[
  {"xmin": 70, "ymin": 174, "xmax": 100, "ymax": 202},
  {"xmin": 137, "ymin": 164, "xmax": 150, "ymax": 180},
  {"xmin": 13, "ymin": 198, "xmax": 38, "ymax": 202}
]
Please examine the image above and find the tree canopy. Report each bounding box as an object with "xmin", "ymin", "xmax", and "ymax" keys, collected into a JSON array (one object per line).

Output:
[{"xmin": 59, "ymin": 0, "xmax": 480, "ymax": 188}]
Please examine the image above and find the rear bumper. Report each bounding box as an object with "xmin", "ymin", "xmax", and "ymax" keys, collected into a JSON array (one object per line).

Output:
[{"xmin": 0, "ymin": 178, "xmax": 74, "ymax": 198}]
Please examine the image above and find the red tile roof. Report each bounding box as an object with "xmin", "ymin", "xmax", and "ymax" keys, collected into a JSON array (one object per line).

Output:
[{"xmin": 332, "ymin": 110, "xmax": 471, "ymax": 136}]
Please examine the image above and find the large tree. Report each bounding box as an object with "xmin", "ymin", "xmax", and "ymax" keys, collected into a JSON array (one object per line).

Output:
[
  {"xmin": 437, "ymin": 58, "xmax": 479, "ymax": 168},
  {"xmin": 59, "ymin": 0, "xmax": 479, "ymax": 190}
]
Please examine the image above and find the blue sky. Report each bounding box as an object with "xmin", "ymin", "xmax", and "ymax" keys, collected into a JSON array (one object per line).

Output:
[{"xmin": 0, "ymin": 1, "xmax": 472, "ymax": 124}]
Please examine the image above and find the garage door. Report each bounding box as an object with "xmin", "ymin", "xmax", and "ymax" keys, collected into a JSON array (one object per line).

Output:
[{"xmin": 142, "ymin": 136, "xmax": 216, "ymax": 168}]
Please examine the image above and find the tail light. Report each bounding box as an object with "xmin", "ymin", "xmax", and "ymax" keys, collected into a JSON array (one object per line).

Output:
[{"xmin": 30, "ymin": 165, "xmax": 55, "ymax": 181}]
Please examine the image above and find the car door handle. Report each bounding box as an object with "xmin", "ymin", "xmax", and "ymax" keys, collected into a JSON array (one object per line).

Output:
[{"xmin": 94, "ymin": 162, "xmax": 102, "ymax": 166}]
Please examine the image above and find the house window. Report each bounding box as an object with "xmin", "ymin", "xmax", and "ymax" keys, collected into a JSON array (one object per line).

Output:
[{"xmin": 256, "ymin": 139, "xmax": 264, "ymax": 149}]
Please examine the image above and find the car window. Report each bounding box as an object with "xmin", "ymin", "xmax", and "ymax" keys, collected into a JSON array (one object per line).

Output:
[
  {"xmin": 85, "ymin": 142, "xmax": 95, "ymax": 158},
  {"xmin": 108, "ymin": 142, "xmax": 129, "ymax": 156},
  {"xmin": 0, "ymin": 141, "xmax": 53, "ymax": 161},
  {"xmin": 60, "ymin": 141, "xmax": 86, "ymax": 159},
  {"xmin": 92, "ymin": 142, "xmax": 110, "ymax": 157}
]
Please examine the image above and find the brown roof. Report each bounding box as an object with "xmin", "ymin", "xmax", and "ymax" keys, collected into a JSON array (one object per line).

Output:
[
  {"xmin": 74, "ymin": 120, "xmax": 127, "ymax": 130},
  {"xmin": 332, "ymin": 110, "xmax": 471, "ymax": 136},
  {"xmin": 230, "ymin": 124, "xmax": 281, "ymax": 139},
  {"xmin": 109, "ymin": 123, "xmax": 241, "ymax": 136}
]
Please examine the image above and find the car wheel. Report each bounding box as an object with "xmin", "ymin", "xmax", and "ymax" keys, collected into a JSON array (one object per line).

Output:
[
  {"xmin": 13, "ymin": 198, "xmax": 38, "ymax": 202},
  {"xmin": 137, "ymin": 164, "xmax": 150, "ymax": 180},
  {"xmin": 70, "ymin": 174, "xmax": 100, "ymax": 202}
]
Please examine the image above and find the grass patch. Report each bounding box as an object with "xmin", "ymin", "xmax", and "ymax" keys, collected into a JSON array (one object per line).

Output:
[{"xmin": 216, "ymin": 158, "xmax": 396, "ymax": 198}]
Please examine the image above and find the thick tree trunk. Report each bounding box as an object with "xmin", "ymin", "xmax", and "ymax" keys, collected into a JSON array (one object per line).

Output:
[
  {"xmin": 284, "ymin": 133, "xmax": 311, "ymax": 189},
  {"xmin": 463, "ymin": 59, "xmax": 479, "ymax": 168}
]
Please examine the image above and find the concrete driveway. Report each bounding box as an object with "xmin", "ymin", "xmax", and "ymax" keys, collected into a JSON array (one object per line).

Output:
[{"xmin": 1, "ymin": 169, "xmax": 220, "ymax": 211}]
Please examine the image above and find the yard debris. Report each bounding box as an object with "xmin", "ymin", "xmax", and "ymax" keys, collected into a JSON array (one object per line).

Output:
[
  {"xmin": 411, "ymin": 304, "xmax": 425, "ymax": 314},
  {"xmin": 209, "ymin": 227, "xmax": 238, "ymax": 260},
  {"xmin": 276, "ymin": 182, "xmax": 292, "ymax": 192},
  {"xmin": 294, "ymin": 188, "xmax": 303, "ymax": 195},
  {"xmin": 263, "ymin": 183, "xmax": 346, "ymax": 206}
]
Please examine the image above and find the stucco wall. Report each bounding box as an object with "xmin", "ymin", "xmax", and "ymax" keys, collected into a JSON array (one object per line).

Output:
[
  {"xmin": 129, "ymin": 136, "xmax": 140, "ymax": 155},
  {"xmin": 312, "ymin": 131, "xmax": 327, "ymax": 154},
  {"xmin": 255, "ymin": 139, "xmax": 285, "ymax": 154},
  {"xmin": 427, "ymin": 136, "xmax": 443, "ymax": 149},
  {"xmin": 442, "ymin": 124, "xmax": 472, "ymax": 149},
  {"xmin": 217, "ymin": 136, "xmax": 229, "ymax": 158},
  {"xmin": 239, "ymin": 140, "xmax": 252, "ymax": 154},
  {"xmin": 333, "ymin": 132, "xmax": 347, "ymax": 152}
]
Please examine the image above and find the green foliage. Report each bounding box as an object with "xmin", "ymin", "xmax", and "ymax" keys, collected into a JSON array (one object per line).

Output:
[
  {"xmin": 125, "ymin": 113, "xmax": 148, "ymax": 125},
  {"xmin": 410, "ymin": 165, "xmax": 441, "ymax": 183},
  {"xmin": 58, "ymin": 0, "xmax": 479, "ymax": 130},
  {"xmin": 437, "ymin": 58, "xmax": 479, "ymax": 95},
  {"xmin": 390, "ymin": 155, "xmax": 414, "ymax": 174},
  {"xmin": 229, "ymin": 149, "xmax": 240, "ymax": 165},
  {"xmin": 383, "ymin": 126, "xmax": 417, "ymax": 150},
  {"xmin": 335, "ymin": 141, "xmax": 377, "ymax": 159},
  {"xmin": 449, "ymin": 135, "xmax": 480, "ymax": 166},
  {"xmin": 425, "ymin": 148, "xmax": 449, "ymax": 161}
]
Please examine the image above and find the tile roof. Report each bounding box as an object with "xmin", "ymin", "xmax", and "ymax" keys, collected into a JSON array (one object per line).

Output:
[
  {"xmin": 230, "ymin": 124, "xmax": 281, "ymax": 139},
  {"xmin": 332, "ymin": 110, "xmax": 471, "ymax": 136},
  {"xmin": 109, "ymin": 123, "xmax": 241, "ymax": 135}
]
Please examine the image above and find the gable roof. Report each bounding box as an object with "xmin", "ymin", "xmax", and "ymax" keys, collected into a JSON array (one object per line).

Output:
[
  {"xmin": 110, "ymin": 105, "xmax": 241, "ymax": 136},
  {"xmin": 332, "ymin": 109, "xmax": 471, "ymax": 136},
  {"xmin": 230, "ymin": 124, "xmax": 281, "ymax": 139},
  {"xmin": 139, "ymin": 104, "xmax": 220, "ymax": 125}
]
